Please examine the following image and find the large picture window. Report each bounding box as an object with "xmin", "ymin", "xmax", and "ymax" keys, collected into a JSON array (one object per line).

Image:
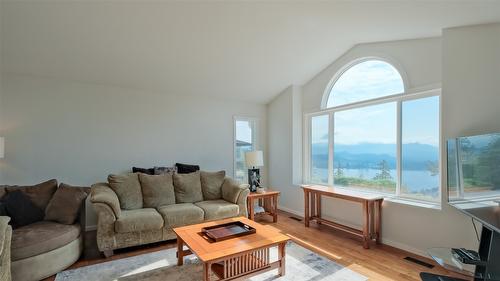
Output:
[{"xmin": 306, "ymin": 59, "xmax": 440, "ymax": 203}]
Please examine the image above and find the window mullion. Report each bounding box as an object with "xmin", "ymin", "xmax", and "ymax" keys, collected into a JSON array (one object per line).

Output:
[
  {"xmin": 396, "ymin": 100, "xmax": 402, "ymax": 197},
  {"xmin": 328, "ymin": 112, "xmax": 334, "ymax": 186}
]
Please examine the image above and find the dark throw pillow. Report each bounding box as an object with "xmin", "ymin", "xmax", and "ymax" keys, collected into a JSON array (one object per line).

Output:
[
  {"xmin": 4, "ymin": 190, "xmax": 44, "ymax": 228},
  {"xmin": 45, "ymin": 183, "xmax": 89, "ymax": 225},
  {"xmin": 6, "ymin": 179, "xmax": 58, "ymax": 211},
  {"xmin": 132, "ymin": 167, "xmax": 155, "ymax": 175},
  {"xmin": 175, "ymin": 163, "xmax": 200, "ymax": 174}
]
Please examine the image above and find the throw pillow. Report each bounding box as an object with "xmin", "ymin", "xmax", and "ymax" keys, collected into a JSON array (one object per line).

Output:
[
  {"xmin": 153, "ymin": 166, "xmax": 177, "ymax": 175},
  {"xmin": 108, "ymin": 173, "xmax": 143, "ymax": 210},
  {"xmin": 3, "ymin": 190, "xmax": 44, "ymax": 228},
  {"xmin": 44, "ymin": 183, "xmax": 89, "ymax": 225},
  {"xmin": 6, "ymin": 179, "xmax": 58, "ymax": 211},
  {"xmin": 175, "ymin": 163, "xmax": 200, "ymax": 174},
  {"xmin": 139, "ymin": 173, "xmax": 176, "ymax": 207},
  {"xmin": 132, "ymin": 167, "xmax": 155, "ymax": 175},
  {"xmin": 200, "ymin": 170, "xmax": 225, "ymax": 200},
  {"xmin": 173, "ymin": 171, "xmax": 203, "ymax": 203}
]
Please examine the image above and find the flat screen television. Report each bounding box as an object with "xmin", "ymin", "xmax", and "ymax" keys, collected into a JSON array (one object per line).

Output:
[{"xmin": 447, "ymin": 132, "xmax": 500, "ymax": 281}]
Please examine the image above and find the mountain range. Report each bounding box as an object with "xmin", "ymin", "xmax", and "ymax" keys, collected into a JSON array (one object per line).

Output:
[{"xmin": 312, "ymin": 142, "xmax": 438, "ymax": 170}]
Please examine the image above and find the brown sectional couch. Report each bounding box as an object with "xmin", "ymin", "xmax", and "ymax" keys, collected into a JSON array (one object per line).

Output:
[
  {"xmin": 0, "ymin": 180, "xmax": 88, "ymax": 281},
  {"xmin": 90, "ymin": 170, "xmax": 250, "ymax": 257}
]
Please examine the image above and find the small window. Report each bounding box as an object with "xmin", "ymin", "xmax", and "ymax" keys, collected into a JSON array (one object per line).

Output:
[
  {"xmin": 234, "ymin": 117, "xmax": 258, "ymax": 183},
  {"xmin": 326, "ymin": 60, "xmax": 404, "ymax": 108}
]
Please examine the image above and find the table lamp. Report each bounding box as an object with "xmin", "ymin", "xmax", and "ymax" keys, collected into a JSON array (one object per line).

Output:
[{"xmin": 245, "ymin": 150, "xmax": 263, "ymax": 192}]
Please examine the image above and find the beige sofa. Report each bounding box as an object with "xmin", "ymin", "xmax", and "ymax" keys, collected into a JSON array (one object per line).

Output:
[
  {"xmin": 0, "ymin": 216, "xmax": 12, "ymax": 281},
  {"xmin": 90, "ymin": 170, "xmax": 249, "ymax": 257}
]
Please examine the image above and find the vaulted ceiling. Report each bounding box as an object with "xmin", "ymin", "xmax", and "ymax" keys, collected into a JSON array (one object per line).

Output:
[{"xmin": 2, "ymin": 1, "xmax": 500, "ymax": 104}]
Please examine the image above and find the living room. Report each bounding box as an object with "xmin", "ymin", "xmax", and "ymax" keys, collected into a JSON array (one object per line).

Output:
[{"xmin": 0, "ymin": 1, "xmax": 500, "ymax": 281}]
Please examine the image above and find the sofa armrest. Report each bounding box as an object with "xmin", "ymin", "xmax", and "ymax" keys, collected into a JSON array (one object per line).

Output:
[
  {"xmin": 236, "ymin": 188, "xmax": 250, "ymax": 217},
  {"xmin": 221, "ymin": 177, "xmax": 250, "ymax": 217},
  {"xmin": 90, "ymin": 183, "xmax": 121, "ymax": 218},
  {"xmin": 0, "ymin": 216, "xmax": 11, "ymax": 259}
]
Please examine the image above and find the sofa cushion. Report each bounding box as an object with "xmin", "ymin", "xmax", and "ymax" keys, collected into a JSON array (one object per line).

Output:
[
  {"xmin": 195, "ymin": 200, "xmax": 239, "ymax": 220},
  {"xmin": 6, "ymin": 179, "xmax": 58, "ymax": 211},
  {"xmin": 3, "ymin": 191, "xmax": 45, "ymax": 228},
  {"xmin": 175, "ymin": 163, "xmax": 200, "ymax": 174},
  {"xmin": 108, "ymin": 173, "xmax": 143, "ymax": 210},
  {"xmin": 115, "ymin": 208, "xmax": 164, "ymax": 233},
  {"xmin": 173, "ymin": 171, "xmax": 203, "ymax": 203},
  {"xmin": 44, "ymin": 183, "xmax": 89, "ymax": 225},
  {"xmin": 139, "ymin": 173, "xmax": 175, "ymax": 208},
  {"xmin": 11, "ymin": 221, "xmax": 80, "ymax": 261},
  {"xmin": 200, "ymin": 171, "xmax": 225, "ymax": 200},
  {"xmin": 157, "ymin": 203, "xmax": 204, "ymax": 228}
]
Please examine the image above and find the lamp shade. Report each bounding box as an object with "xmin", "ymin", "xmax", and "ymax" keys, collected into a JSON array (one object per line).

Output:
[
  {"xmin": 245, "ymin": 150, "xmax": 263, "ymax": 167},
  {"xmin": 0, "ymin": 137, "xmax": 4, "ymax": 158}
]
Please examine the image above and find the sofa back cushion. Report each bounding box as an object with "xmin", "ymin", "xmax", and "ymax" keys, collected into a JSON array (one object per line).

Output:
[
  {"xmin": 5, "ymin": 179, "xmax": 58, "ymax": 211},
  {"xmin": 139, "ymin": 173, "xmax": 175, "ymax": 207},
  {"xmin": 173, "ymin": 171, "xmax": 203, "ymax": 203},
  {"xmin": 44, "ymin": 183, "xmax": 89, "ymax": 225},
  {"xmin": 108, "ymin": 173, "xmax": 143, "ymax": 210},
  {"xmin": 200, "ymin": 171, "xmax": 225, "ymax": 200}
]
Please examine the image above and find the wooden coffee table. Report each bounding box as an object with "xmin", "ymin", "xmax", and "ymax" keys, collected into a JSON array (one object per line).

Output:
[{"xmin": 174, "ymin": 217, "xmax": 290, "ymax": 281}]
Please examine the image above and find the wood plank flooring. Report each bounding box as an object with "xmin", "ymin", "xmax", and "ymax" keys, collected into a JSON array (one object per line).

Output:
[{"xmin": 43, "ymin": 210, "xmax": 470, "ymax": 281}]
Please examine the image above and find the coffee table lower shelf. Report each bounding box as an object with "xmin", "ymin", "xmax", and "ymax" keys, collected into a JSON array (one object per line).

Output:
[{"xmin": 177, "ymin": 239, "xmax": 286, "ymax": 281}]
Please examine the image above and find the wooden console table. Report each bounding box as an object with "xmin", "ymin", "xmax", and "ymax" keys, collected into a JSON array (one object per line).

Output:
[
  {"xmin": 247, "ymin": 190, "xmax": 280, "ymax": 222},
  {"xmin": 301, "ymin": 185, "xmax": 383, "ymax": 249}
]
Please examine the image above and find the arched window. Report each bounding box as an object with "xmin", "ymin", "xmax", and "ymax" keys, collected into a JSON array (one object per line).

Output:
[
  {"xmin": 308, "ymin": 58, "xmax": 441, "ymax": 204},
  {"xmin": 326, "ymin": 60, "xmax": 404, "ymax": 108}
]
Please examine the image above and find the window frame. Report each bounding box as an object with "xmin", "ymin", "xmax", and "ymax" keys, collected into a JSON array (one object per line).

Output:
[
  {"xmin": 233, "ymin": 116, "xmax": 260, "ymax": 183},
  {"xmin": 305, "ymin": 71, "xmax": 441, "ymax": 204}
]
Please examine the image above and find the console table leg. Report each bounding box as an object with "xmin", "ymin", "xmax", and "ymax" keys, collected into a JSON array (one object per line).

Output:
[
  {"xmin": 362, "ymin": 201, "xmax": 370, "ymax": 249},
  {"xmin": 375, "ymin": 200, "xmax": 381, "ymax": 244},
  {"xmin": 304, "ymin": 191, "xmax": 310, "ymax": 227}
]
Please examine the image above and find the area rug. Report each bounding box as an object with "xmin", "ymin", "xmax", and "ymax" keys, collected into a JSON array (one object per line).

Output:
[{"xmin": 55, "ymin": 242, "xmax": 367, "ymax": 281}]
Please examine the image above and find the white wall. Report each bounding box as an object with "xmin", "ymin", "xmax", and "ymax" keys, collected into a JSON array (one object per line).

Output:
[
  {"xmin": 267, "ymin": 86, "xmax": 303, "ymax": 213},
  {"xmin": 0, "ymin": 74, "xmax": 267, "ymax": 228},
  {"xmin": 269, "ymin": 36, "xmax": 486, "ymax": 256}
]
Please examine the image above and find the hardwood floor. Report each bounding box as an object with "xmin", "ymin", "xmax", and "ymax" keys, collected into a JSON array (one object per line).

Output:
[{"xmin": 43, "ymin": 210, "xmax": 469, "ymax": 281}]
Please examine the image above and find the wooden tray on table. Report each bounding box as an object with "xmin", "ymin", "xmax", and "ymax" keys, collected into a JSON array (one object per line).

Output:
[{"xmin": 201, "ymin": 221, "xmax": 256, "ymax": 242}]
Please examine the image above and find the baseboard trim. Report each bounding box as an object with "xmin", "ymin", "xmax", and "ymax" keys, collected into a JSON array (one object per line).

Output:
[
  {"xmin": 85, "ymin": 225, "xmax": 97, "ymax": 231},
  {"xmin": 278, "ymin": 205, "xmax": 429, "ymax": 258}
]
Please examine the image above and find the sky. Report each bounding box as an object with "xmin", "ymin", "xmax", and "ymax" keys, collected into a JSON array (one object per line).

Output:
[
  {"xmin": 314, "ymin": 60, "xmax": 439, "ymax": 146},
  {"xmin": 236, "ymin": 120, "xmax": 253, "ymax": 143}
]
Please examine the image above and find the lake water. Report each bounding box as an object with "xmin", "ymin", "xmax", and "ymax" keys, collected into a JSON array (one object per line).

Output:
[{"xmin": 312, "ymin": 168, "xmax": 439, "ymax": 192}]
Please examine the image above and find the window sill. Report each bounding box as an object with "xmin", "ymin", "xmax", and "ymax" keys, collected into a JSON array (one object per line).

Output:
[{"xmin": 385, "ymin": 197, "xmax": 441, "ymax": 210}]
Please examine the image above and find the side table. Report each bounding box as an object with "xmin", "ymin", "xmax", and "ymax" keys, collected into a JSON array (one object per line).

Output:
[{"xmin": 247, "ymin": 190, "xmax": 280, "ymax": 222}]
